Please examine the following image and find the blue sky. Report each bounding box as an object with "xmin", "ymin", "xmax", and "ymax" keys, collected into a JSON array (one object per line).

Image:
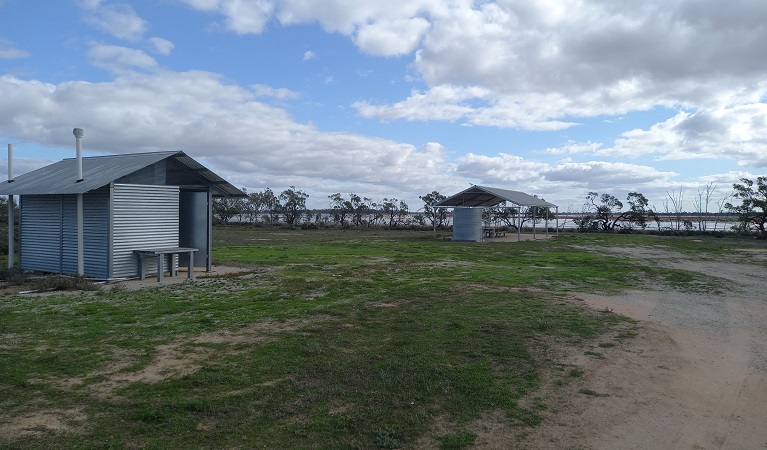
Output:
[{"xmin": 2, "ymin": 0, "xmax": 767, "ymax": 212}]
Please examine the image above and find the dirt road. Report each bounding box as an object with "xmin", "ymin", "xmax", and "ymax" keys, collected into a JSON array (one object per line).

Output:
[{"xmin": 531, "ymin": 245, "xmax": 767, "ymax": 449}]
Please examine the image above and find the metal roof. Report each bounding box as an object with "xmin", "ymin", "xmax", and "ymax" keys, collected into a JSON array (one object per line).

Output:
[
  {"xmin": 436, "ymin": 185, "xmax": 557, "ymax": 208},
  {"xmin": 0, "ymin": 151, "xmax": 245, "ymax": 197}
]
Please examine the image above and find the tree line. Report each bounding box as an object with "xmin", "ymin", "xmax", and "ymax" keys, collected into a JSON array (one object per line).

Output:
[
  {"xmin": 212, "ymin": 189, "xmax": 455, "ymax": 228},
  {"xmin": 571, "ymin": 176, "xmax": 766, "ymax": 237}
]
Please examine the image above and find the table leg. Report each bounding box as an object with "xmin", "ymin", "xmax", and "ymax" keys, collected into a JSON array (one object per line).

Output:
[
  {"xmin": 188, "ymin": 251, "xmax": 194, "ymax": 279},
  {"xmin": 157, "ymin": 254, "xmax": 164, "ymax": 282},
  {"xmin": 171, "ymin": 253, "xmax": 178, "ymax": 277},
  {"xmin": 138, "ymin": 255, "xmax": 145, "ymax": 280}
]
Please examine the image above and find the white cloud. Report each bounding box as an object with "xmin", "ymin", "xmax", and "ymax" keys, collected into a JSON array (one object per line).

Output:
[
  {"xmin": 80, "ymin": 1, "xmax": 148, "ymax": 41},
  {"xmin": 353, "ymin": 17, "xmax": 431, "ymax": 56},
  {"xmin": 148, "ymin": 37, "xmax": 175, "ymax": 55},
  {"xmin": 451, "ymin": 152, "xmax": 682, "ymax": 208},
  {"xmin": 364, "ymin": 1, "xmax": 767, "ymax": 129},
  {"xmin": 178, "ymin": 0, "xmax": 275, "ymax": 34},
  {"xmin": 354, "ymin": 85, "xmax": 483, "ymax": 122},
  {"xmin": 601, "ymin": 105, "xmax": 767, "ymax": 168},
  {"xmin": 87, "ymin": 44, "xmax": 159, "ymax": 74},
  {"xmin": 0, "ymin": 39, "xmax": 30, "ymax": 59},
  {"xmin": 544, "ymin": 141, "xmax": 604, "ymax": 155},
  {"xmin": 180, "ymin": 0, "xmax": 436, "ymax": 55},
  {"xmin": 251, "ymin": 84, "xmax": 300, "ymax": 99},
  {"xmin": 173, "ymin": 1, "xmax": 767, "ymax": 128},
  {"xmin": 303, "ymin": 50, "xmax": 316, "ymax": 61},
  {"xmin": 0, "ymin": 73, "xmax": 457, "ymax": 206}
]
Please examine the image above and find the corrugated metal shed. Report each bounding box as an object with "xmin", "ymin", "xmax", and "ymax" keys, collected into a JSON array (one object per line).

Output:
[
  {"xmin": 436, "ymin": 185, "xmax": 557, "ymax": 208},
  {"xmin": 0, "ymin": 151, "xmax": 245, "ymax": 198},
  {"xmin": 3, "ymin": 150, "xmax": 244, "ymax": 280}
]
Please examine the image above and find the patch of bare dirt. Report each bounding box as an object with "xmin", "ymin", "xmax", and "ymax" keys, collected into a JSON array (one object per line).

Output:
[
  {"xmin": 61, "ymin": 317, "xmax": 315, "ymax": 400},
  {"xmin": 0, "ymin": 408, "xmax": 86, "ymax": 437},
  {"xmin": 522, "ymin": 244, "xmax": 767, "ymax": 449}
]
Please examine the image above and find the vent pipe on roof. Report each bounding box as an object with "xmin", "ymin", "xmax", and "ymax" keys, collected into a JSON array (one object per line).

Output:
[
  {"xmin": 73, "ymin": 128, "xmax": 84, "ymax": 182},
  {"xmin": 72, "ymin": 129, "xmax": 85, "ymax": 275},
  {"xmin": 7, "ymin": 143, "xmax": 13, "ymax": 182}
]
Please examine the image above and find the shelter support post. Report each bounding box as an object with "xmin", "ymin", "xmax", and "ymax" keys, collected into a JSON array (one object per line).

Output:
[
  {"xmin": 7, "ymin": 143, "xmax": 14, "ymax": 268},
  {"xmin": 533, "ymin": 207, "xmax": 537, "ymax": 240},
  {"xmin": 556, "ymin": 207, "xmax": 559, "ymax": 235},
  {"xmin": 7, "ymin": 195, "xmax": 13, "ymax": 268},
  {"xmin": 433, "ymin": 208, "xmax": 437, "ymax": 239},
  {"xmin": 77, "ymin": 193, "xmax": 84, "ymax": 275},
  {"xmin": 207, "ymin": 190, "xmax": 213, "ymax": 272},
  {"xmin": 517, "ymin": 210, "xmax": 521, "ymax": 242},
  {"xmin": 545, "ymin": 207, "xmax": 549, "ymax": 237}
]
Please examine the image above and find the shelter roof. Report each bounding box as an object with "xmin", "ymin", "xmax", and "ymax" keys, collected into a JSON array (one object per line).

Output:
[
  {"xmin": 436, "ymin": 185, "xmax": 557, "ymax": 208},
  {"xmin": 0, "ymin": 151, "xmax": 245, "ymax": 197}
]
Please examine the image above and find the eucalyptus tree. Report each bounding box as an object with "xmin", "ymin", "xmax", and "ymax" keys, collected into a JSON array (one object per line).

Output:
[
  {"xmin": 726, "ymin": 176, "xmax": 767, "ymax": 237},
  {"xmin": 279, "ymin": 186, "xmax": 309, "ymax": 225},
  {"xmin": 381, "ymin": 198, "xmax": 409, "ymax": 227},
  {"xmin": 420, "ymin": 191, "xmax": 447, "ymax": 227},
  {"xmin": 328, "ymin": 193, "xmax": 352, "ymax": 227}
]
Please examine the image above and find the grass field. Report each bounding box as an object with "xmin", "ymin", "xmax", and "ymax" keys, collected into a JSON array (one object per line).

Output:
[{"xmin": 0, "ymin": 228, "xmax": 755, "ymax": 449}]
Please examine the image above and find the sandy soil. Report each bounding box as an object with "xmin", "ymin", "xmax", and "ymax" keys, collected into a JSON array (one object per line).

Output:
[{"xmin": 523, "ymin": 245, "xmax": 767, "ymax": 450}]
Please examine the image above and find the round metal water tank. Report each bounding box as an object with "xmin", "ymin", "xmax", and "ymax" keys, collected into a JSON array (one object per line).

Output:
[{"xmin": 453, "ymin": 207, "xmax": 483, "ymax": 241}]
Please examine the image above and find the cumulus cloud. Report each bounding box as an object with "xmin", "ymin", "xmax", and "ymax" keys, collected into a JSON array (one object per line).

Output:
[
  {"xmin": 80, "ymin": 1, "xmax": 148, "ymax": 41},
  {"xmin": 357, "ymin": 1, "xmax": 767, "ymax": 129},
  {"xmin": 180, "ymin": 0, "xmax": 435, "ymax": 55},
  {"xmin": 173, "ymin": 1, "xmax": 767, "ymax": 128},
  {"xmin": 544, "ymin": 141, "xmax": 604, "ymax": 155},
  {"xmin": 601, "ymin": 105, "xmax": 767, "ymax": 168},
  {"xmin": 454, "ymin": 153, "xmax": 676, "ymax": 193},
  {"xmin": 302, "ymin": 50, "xmax": 316, "ymax": 61},
  {"xmin": 178, "ymin": 0, "xmax": 275, "ymax": 34},
  {"xmin": 0, "ymin": 73, "xmax": 455, "ymax": 205},
  {"xmin": 353, "ymin": 17, "xmax": 430, "ymax": 56},
  {"xmin": 0, "ymin": 39, "xmax": 30, "ymax": 59},
  {"xmin": 148, "ymin": 37, "xmax": 174, "ymax": 55},
  {"xmin": 87, "ymin": 44, "xmax": 159, "ymax": 74}
]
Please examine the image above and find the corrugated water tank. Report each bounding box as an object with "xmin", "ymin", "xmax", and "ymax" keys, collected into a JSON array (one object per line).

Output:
[{"xmin": 453, "ymin": 207, "xmax": 483, "ymax": 241}]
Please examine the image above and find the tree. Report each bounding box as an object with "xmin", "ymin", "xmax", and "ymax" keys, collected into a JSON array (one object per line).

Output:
[
  {"xmin": 349, "ymin": 194, "xmax": 372, "ymax": 227},
  {"xmin": 212, "ymin": 197, "xmax": 241, "ymax": 224},
  {"xmin": 583, "ymin": 192, "xmax": 625, "ymax": 231},
  {"xmin": 576, "ymin": 191, "xmax": 653, "ymax": 231},
  {"xmin": 328, "ymin": 193, "xmax": 352, "ymax": 227},
  {"xmin": 725, "ymin": 176, "xmax": 767, "ymax": 237},
  {"xmin": 483, "ymin": 203, "xmax": 520, "ymax": 229},
  {"xmin": 624, "ymin": 192, "xmax": 656, "ymax": 230},
  {"xmin": 261, "ymin": 188, "xmax": 281, "ymax": 223},
  {"xmin": 692, "ymin": 182, "xmax": 716, "ymax": 231},
  {"xmin": 420, "ymin": 191, "xmax": 447, "ymax": 227},
  {"xmin": 665, "ymin": 187, "xmax": 685, "ymax": 231},
  {"xmin": 279, "ymin": 186, "xmax": 309, "ymax": 225},
  {"xmin": 245, "ymin": 190, "xmax": 268, "ymax": 223},
  {"xmin": 381, "ymin": 198, "xmax": 409, "ymax": 227}
]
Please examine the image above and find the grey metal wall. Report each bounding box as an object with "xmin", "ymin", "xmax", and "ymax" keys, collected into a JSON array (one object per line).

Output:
[
  {"xmin": 453, "ymin": 207, "xmax": 483, "ymax": 242},
  {"xmin": 19, "ymin": 188, "xmax": 110, "ymax": 277},
  {"xmin": 111, "ymin": 183, "xmax": 179, "ymax": 278},
  {"xmin": 179, "ymin": 190, "xmax": 209, "ymax": 268},
  {"xmin": 20, "ymin": 195, "xmax": 64, "ymax": 273}
]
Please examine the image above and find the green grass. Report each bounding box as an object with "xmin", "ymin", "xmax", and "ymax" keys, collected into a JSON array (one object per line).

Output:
[{"xmin": 1, "ymin": 228, "xmax": 762, "ymax": 449}]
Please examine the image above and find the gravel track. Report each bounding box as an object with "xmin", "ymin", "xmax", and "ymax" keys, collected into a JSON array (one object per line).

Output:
[{"xmin": 529, "ymin": 244, "xmax": 767, "ymax": 449}]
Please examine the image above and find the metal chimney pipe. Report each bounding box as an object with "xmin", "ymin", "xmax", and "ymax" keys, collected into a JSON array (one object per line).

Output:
[
  {"xmin": 72, "ymin": 129, "xmax": 85, "ymax": 275},
  {"xmin": 7, "ymin": 143, "xmax": 12, "ymax": 182},
  {"xmin": 73, "ymin": 128, "xmax": 84, "ymax": 182}
]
